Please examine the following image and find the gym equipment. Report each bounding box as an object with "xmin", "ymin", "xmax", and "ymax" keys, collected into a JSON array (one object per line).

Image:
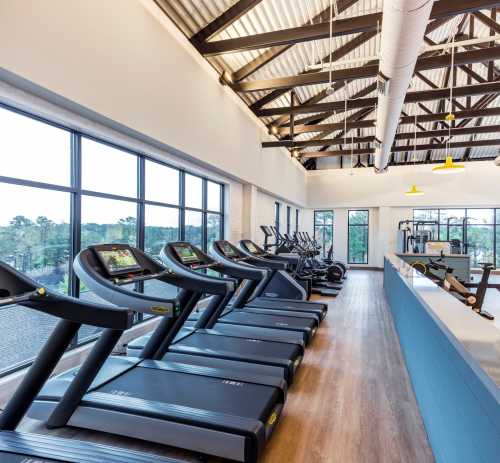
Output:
[
  {"xmin": 127, "ymin": 241, "xmax": 307, "ymax": 385},
  {"xmin": 413, "ymin": 257, "xmax": 496, "ymax": 320},
  {"xmin": 396, "ymin": 220, "xmax": 438, "ymax": 254},
  {"xmin": 0, "ymin": 260, "xmax": 180, "ymax": 463},
  {"xmin": 28, "ymin": 244, "xmax": 288, "ymax": 463},
  {"xmin": 211, "ymin": 240, "xmax": 327, "ymax": 321}
]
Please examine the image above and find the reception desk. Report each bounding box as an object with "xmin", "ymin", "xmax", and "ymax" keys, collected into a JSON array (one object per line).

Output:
[{"xmin": 384, "ymin": 254, "xmax": 499, "ymax": 463}]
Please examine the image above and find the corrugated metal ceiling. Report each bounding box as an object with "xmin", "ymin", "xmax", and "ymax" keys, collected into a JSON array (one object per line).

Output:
[{"xmin": 156, "ymin": 0, "xmax": 500, "ymax": 168}]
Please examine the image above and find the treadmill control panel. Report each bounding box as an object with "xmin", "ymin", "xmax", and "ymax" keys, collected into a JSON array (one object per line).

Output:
[
  {"xmin": 244, "ymin": 240, "xmax": 264, "ymax": 256},
  {"xmin": 95, "ymin": 246, "xmax": 142, "ymax": 276},
  {"xmin": 91, "ymin": 244, "xmax": 175, "ymax": 285},
  {"xmin": 171, "ymin": 242, "xmax": 218, "ymax": 270},
  {"xmin": 216, "ymin": 241, "xmax": 248, "ymax": 262}
]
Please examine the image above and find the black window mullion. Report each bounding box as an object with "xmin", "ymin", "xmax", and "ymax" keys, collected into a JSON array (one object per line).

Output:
[
  {"xmin": 221, "ymin": 185, "xmax": 225, "ymax": 239},
  {"xmin": 202, "ymin": 179, "xmax": 208, "ymax": 251},
  {"xmin": 69, "ymin": 133, "xmax": 82, "ymax": 299},
  {"xmin": 137, "ymin": 156, "xmax": 146, "ymax": 251},
  {"xmin": 179, "ymin": 171, "xmax": 186, "ymax": 240}
]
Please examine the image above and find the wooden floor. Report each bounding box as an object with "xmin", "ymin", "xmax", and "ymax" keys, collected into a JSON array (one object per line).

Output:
[{"xmin": 22, "ymin": 270, "xmax": 434, "ymax": 463}]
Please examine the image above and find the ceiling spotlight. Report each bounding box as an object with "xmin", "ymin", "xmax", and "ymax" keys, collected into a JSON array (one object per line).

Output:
[
  {"xmin": 325, "ymin": 85, "xmax": 335, "ymax": 96},
  {"xmin": 445, "ymin": 112, "xmax": 455, "ymax": 122},
  {"xmin": 292, "ymin": 149, "xmax": 300, "ymax": 158}
]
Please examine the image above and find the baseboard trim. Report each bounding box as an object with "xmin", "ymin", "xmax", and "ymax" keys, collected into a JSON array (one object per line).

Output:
[{"xmin": 349, "ymin": 266, "xmax": 383, "ymax": 271}]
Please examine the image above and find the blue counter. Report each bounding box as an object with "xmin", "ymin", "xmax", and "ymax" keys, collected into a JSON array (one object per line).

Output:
[{"xmin": 384, "ymin": 255, "xmax": 499, "ymax": 463}]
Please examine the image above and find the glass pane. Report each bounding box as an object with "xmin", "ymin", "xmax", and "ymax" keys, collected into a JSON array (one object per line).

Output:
[
  {"xmin": 145, "ymin": 205, "xmax": 179, "ymax": 257},
  {"xmin": 314, "ymin": 211, "xmax": 325, "ymax": 225},
  {"xmin": 439, "ymin": 209, "xmax": 465, "ymax": 226},
  {"xmin": 414, "ymin": 209, "xmax": 438, "ymax": 222},
  {"xmin": 207, "ymin": 181, "xmax": 221, "ymax": 212},
  {"xmin": 315, "ymin": 225, "xmax": 333, "ymax": 258},
  {"xmin": 496, "ymin": 209, "xmax": 500, "ymax": 224},
  {"xmin": 145, "ymin": 160, "xmax": 179, "ymax": 205},
  {"xmin": 0, "ymin": 106, "xmax": 70, "ymax": 186},
  {"xmin": 496, "ymin": 227, "xmax": 500, "ymax": 268},
  {"xmin": 185, "ymin": 210, "xmax": 203, "ymax": 248},
  {"xmin": 0, "ymin": 183, "xmax": 70, "ymax": 293},
  {"xmin": 439, "ymin": 225, "xmax": 464, "ymax": 242},
  {"xmin": 0, "ymin": 183, "xmax": 70, "ymax": 374},
  {"xmin": 81, "ymin": 196, "xmax": 137, "ymax": 249},
  {"xmin": 349, "ymin": 210, "xmax": 368, "ymax": 225},
  {"xmin": 467, "ymin": 208, "xmax": 495, "ymax": 225},
  {"xmin": 466, "ymin": 225, "xmax": 494, "ymax": 268},
  {"xmin": 185, "ymin": 174, "xmax": 202, "ymax": 209},
  {"xmin": 81, "ymin": 138, "xmax": 137, "ymax": 197},
  {"xmin": 348, "ymin": 225, "xmax": 368, "ymax": 264},
  {"xmin": 207, "ymin": 213, "xmax": 221, "ymax": 251}
]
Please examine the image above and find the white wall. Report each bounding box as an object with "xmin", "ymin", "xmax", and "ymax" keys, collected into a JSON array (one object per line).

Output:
[
  {"xmin": 307, "ymin": 162, "xmax": 500, "ymax": 267},
  {"xmin": 0, "ymin": 0, "xmax": 306, "ymax": 208}
]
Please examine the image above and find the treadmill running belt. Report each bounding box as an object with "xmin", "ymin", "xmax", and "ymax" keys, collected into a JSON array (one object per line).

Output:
[
  {"xmin": 221, "ymin": 311, "xmax": 316, "ymax": 330},
  {"xmin": 176, "ymin": 332, "xmax": 301, "ymax": 358},
  {"xmin": 96, "ymin": 366, "xmax": 280, "ymax": 421}
]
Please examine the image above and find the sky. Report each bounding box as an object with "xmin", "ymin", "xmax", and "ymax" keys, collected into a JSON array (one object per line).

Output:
[{"xmin": 0, "ymin": 106, "xmax": 221, "ymax": 226}]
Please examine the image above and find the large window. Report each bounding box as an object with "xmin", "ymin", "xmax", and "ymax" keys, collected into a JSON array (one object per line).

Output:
[
  {"xmin": 314, "ymin": 210, "xmax": 334, "ymax": 258},
  {"xmin": 0, "ymin": 104, "xmax": 225, "ymax": 376},
  {"xmin": 414, "ymin": 208, "xmax": 500, "ymax": 268},
  {"xmin": 348, "ymin": 210, "xmax": 369, "ymax": 264}
]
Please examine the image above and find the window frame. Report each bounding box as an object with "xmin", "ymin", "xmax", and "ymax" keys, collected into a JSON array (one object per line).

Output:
[
  {"xmin": 275, "ymin": 202, "xmax": 281, "ymax": 234},
  {"xmin": 347, "ymin": 209, "xmax": 369, "ymax": 265},
  {"xmin": 0, "ymin": 101, "xmax": 225, "ymax": 377},
  {"xmin": 413, "ymin": 208, "xmax": 499, "ymax": 268},
  {"xmin": 314, "ymin": 210, "xmax": 334, "ymax": 258}
]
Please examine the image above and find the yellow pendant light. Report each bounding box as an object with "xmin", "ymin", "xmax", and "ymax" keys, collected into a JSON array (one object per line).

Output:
[
  {"xmin": 404, "ymin": 109, "xmax": 424, "ymax": 196},
  {"xmin": 405, "ymin": 184, "xmax": 424, "ymax": 196},
  {"xmin": 432, "ymin": 37, "xmax": 465, "ymax": 176},
  {"xmin": 432, "ymin": 155, "xmax": 465, "ymax": 174}
]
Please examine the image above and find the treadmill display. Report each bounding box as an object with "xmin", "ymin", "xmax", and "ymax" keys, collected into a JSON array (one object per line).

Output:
[
  {"xmin": 96, "ymin": 248, "xmax": 142, "ymax": 276},
  {"xmin": 246, "ymin": 242, "xmax": 260, "ymax": 254},
  {"xmin": 220, "ymin": 242, "xmax": 238, "ymax": 257},
  {"xmin": 173, "ymin": 245, "xmax": 201, "ymax": 264}
]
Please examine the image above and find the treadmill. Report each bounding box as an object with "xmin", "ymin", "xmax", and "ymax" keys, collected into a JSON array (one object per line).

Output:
[
  {"xmin": 161, "ymin": 243, "xmax": 318, "ymax": 344},
  {"xmin": 0, "ymin": 260, "xmax": 180, "ymax": 463},
  {"xmin": 28, "ymin": 244, "xmax": 288, "ymax": 463},
  {"xmin": 124, "ymin": 242, "xmax": 305, "ymax": 385},
  {"xmin": 239, "ymin": 239, "xmax": 340, "ymax": 298},
  {"xmin": 211, "ymin": 240, "xmax": 327, "ymax": 321}
]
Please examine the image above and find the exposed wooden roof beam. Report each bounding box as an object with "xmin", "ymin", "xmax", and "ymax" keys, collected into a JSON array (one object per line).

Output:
[
  {"xmin": 199, "ymin": 0, "xmax": 500, "ymax": 56},
  {"xmin": 190, "ymin": 0, "xmax": 264, "ymax": 45},
  {"xmin": 257, "ymin": 81, "xmax": 500, "ymax": 117},
  {"xmin": 233, "ymin": 46, "xmax": 500, "ymax": 92},
  {"xmin": 300, "ymin": 139, "xmax": 500, "ymax": 158},
  {"xmin": 263, "ymin": 124, "xmax": 500, "ymax": 148},
  {"xmin": 231, "ymin": 0, "xmax": 359, "ymax": 82},
  {"xmin": 280, "ymin": 107, "xmax": 500, "ymax": 135},
  {"xmin": 250, "ymin": 30, "xmax": 377, "ymax": 110}
]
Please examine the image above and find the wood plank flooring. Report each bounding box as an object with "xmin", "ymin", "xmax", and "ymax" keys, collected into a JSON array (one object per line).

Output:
[{"xmin": 21, "ymin": 270, "xmax": 434, "ymax": 463}]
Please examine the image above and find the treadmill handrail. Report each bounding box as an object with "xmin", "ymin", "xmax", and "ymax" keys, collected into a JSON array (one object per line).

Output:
[
  {"xmin": 211, "ymin": 241, "xmax": 268, "ymax": 281},
  {"xmin": 0, "ymin": 261, "xmax": 134, "ymax": 330},
  {"xmin": 160, "ymin": 243, "xmax": 236, "ymax": 296}
]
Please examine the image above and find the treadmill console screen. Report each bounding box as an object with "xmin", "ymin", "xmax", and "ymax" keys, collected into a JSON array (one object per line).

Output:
[
  {"xmin": 96, "ymin": 248, "xmax": 142, "ymax": 276},
  {"xmin": 173, "ymin": 244, "xmax": 201, "ymax": 265},
  {"xmin": 220, "ymin": 242, "xmax": 238, "ymax": 257},
  {"xmin": 246, "ymin": 242, "xmax": 260, "ymax": 254}
]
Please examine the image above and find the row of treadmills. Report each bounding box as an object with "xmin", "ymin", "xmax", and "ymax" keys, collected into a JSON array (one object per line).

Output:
[{"xmin": 0, "ymin": 238, "xmax": 342, "ymax": 462}]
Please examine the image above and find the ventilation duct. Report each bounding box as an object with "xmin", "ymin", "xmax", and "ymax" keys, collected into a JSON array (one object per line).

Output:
[{"xmin": 374, "ymin": 0, "xmax": 435, "ymax": 173}]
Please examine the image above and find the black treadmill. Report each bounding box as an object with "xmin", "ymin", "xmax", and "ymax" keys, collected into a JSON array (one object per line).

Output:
[
  {"xmin": 211, "ymin": 240, "xmax": 327, "ymax": 321},
  {"xmin": 28, "ymin": 244, "xmax": 288, "ymax": 463},
  {"xmin": 239, "ymin": 239, "xmax": 340, "ymax": 298},
  {"xmin": 163, "ymin": 243, "xmax": 317, "ymax": 344},
  {"xmin": 125, "ymin": 242, "xmax": 305, "ymax": 385},
  {"xmin": 0, "ymin": 261, "xmax": 180, "ymax": 463}
]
